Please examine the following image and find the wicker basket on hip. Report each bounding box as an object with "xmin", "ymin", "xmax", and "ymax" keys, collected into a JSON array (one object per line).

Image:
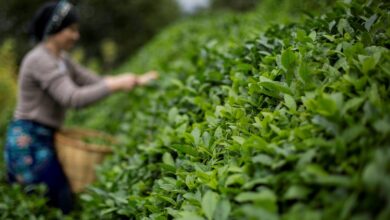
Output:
[{"xmin": 55, "ymin": 128, "xmax": 116, "ymax": 193}]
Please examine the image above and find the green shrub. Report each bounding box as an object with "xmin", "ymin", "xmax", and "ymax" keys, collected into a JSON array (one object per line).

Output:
[
  {"xmin": 0, "ymin": 184, "xmax": 65, "ymax": 220},
  {"xmin": 0, "ymin": 39, "xmax": 17, "ymax": 130},
  {"xmin": 0, "ymin": 39, "xmax": 17, "ymax": 171},
  {"xmin": 71, "ymin": 0, "xmax": 390, "ymax": 219}
]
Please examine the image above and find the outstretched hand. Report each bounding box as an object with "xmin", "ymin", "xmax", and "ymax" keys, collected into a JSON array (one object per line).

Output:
[
  {"xmin": 136, "ymin": 70, "xmax": 159, "ymax": 86},
  {"xmin": 104, "ymin": 70, "xmax": 159, "ymax": 92},
  {"xmin": 104, "ymin": 73, "xmax": 138, "ymax": 92}
]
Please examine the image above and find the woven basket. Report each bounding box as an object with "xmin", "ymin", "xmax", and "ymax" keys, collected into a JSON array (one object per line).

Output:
[{"xmin": 55, "ymin": 128, "xmax": 116, "ymax": 193}]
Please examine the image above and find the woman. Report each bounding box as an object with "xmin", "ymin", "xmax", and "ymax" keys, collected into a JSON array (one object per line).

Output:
[{"xmin": 4, "ymin": 0, "xmax": 157, "ymax": 214}]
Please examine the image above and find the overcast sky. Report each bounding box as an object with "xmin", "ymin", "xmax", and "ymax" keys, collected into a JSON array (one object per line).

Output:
[{"xmin": 176, "ymin": 0, "xmax": 210, "ymax": 13}]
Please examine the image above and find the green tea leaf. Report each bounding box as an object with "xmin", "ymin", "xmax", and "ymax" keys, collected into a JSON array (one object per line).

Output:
[
  {"xmin": 192, "ymin": 127, "xmax": 201, "ymax": 146},
  {"xmin": 202, "ymin": 191, "xmax": 220, "ymax": 220},
  {"xmin": 232, "ymin": 136, "xmax": 245, "ymax": 145},
  {"xmin": 235, "ymin": 189, "xmax": 277, "ymax": 203},
  {"xmin": 364, "ymin": 14, "xmax": 378, "ymax": 31},
  {"xmin": 168, "ymin": 107, "xmax": 179, "ymax": 124},
  {"xmin": 284, "ymin": 94, "xmax": 297, "ymax": 111},
  {"xmin": 342, "ymin": 97, "xmax": 365, "ymax": 114},
  {"xmin": 177, "ymin": 211, "xmax": 204, "ymax": 220},
  {"xmin": 215, "ymin": 199, "xmax": 231, "ymax": 220},
  {"xmin": 155, "ymin": 194, "xmax": 177, "ymax": 205},
  {"xmin": 337, "ymin": 18, "xmax": 354, "ymax": 35},
  {"xmin": 281, "ymin": 48, "xmax": 297, "ymax": 71},
  {"xmin": 225, "ymin": 174, "xmax": 246, "ymax": 186},
  {"xmin": 252, "ymin": 154, "xmax": 274, "ymax": 166},
  {"xmin": 284, "ymin": 185, "xmax": 310, "ymax": 200},
  {"xmin": 159, "ymin": 163, "xmax": 176, "ymax": 173},
  {"xmin": 359, "ymin": 55, "xmax": 377, "ymax": 74},
  {"xmin": 298, "ymin": 61, "xmax": 311, "ymax": 83},
  {"xmin": 237, "ymin": 205, "xmax": 278, "ymax": 220},
  {"xmin": 162, "ymin": 152, "xmax": 175, "ymax": 166},
  {"xmin": 373, "ymin": 118, "xmax": 390, "ymax": 135},
  {"xmin": 259, "ymin": 80, "xmax": 293, "ymax": 96},
  {"xmin": 341, "ymin": 125, "xmax": 366, "ymax": 143},
  {"xmin": 243, "ymin": 135, "xmax": 268, "ymax": 149},
  {"xmin": 170, "ymin": 144, "xmax": 199, "ymax": 157}
]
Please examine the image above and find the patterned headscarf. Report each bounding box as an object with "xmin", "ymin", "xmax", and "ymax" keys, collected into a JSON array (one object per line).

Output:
[{"xmin": 29, "ymin": 0, "xmax": 79, "ymax": 42}]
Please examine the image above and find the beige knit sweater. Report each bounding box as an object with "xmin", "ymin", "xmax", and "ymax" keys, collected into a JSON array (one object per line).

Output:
[{"xmin": 14, "ymin": 43, "xmax": 110, "ymax": 128}]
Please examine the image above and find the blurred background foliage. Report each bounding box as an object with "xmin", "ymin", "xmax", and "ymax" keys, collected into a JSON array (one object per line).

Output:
[
  {"xmin": 211, "ymin": 0, "xmax": 259, "ymax": 11},
  {"xmin": 0, "ymin": 0, "xmax": 273, "ymax": 73},
  {"xmin": 0, "ymin": 39, "xmax": 17, "ymax": 149},
  {"xmin": 0, "ymin": 0, "xmax": 181, "ymax": 71}
]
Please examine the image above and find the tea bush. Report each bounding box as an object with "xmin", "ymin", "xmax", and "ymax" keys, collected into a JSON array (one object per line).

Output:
[
  {"xmin": 1, "ymin": 0, "xmax": 387, "ymax": 218},
  {"xmin": 73, "ymin": 0, "xmax": 390, "ymax": 219}
]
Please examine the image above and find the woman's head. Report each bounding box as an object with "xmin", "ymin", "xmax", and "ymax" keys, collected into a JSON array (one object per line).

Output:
[{"xmin": 30, "ymin": 1, "xmax": 80, "ymax": 49}]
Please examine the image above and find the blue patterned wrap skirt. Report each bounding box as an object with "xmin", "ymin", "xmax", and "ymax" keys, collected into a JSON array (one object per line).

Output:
[{"xmin": 4, "ymin": 119, "xmax": 73, "ymax": 213}]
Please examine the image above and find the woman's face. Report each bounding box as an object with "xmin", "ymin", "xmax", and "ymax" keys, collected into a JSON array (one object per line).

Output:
[{"xmin": 50, "ymin": 23, "xmax": 80, "ymax": 51}]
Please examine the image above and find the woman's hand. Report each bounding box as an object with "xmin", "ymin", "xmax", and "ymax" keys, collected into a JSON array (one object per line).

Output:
[
  {"xmin": 104, "ymin": 73, "xmax": 138, "ymax": 92},
  {"xmin": 136, "ymin": 70, "xmax": 159, "ymax": 85},
  {"xmin": 104, "ymin": 70, "xmax": 159, "ymax": 92}
]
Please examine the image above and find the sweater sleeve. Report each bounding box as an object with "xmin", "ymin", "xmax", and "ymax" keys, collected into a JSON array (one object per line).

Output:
[
  {"xmin": 32, "ymin": 58, "xmax": 111, "ymax": 108},
  {"xmin": 65, "ymin": 55, "xmax": 102, "ymax": 86}
]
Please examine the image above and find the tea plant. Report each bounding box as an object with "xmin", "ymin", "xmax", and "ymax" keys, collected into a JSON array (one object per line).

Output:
[{"xmin": 71, "ymin": 0, "xmax": 389, "ymax": 219}]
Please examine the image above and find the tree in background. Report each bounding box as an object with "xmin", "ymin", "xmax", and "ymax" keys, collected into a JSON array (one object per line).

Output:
[
  {"xmin": 77, "ymin": 0, "xmax": 180, "ymax": 69},
  {"xmin": 0, "ymin": 0, "xmax": 180, "ymax": 71},
  {"xmin": 0, "ymin": 0, "xmax": 45, "ymax": 67}
]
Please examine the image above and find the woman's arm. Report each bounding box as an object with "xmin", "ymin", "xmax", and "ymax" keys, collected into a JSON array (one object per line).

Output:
[
  {"xmin": 103, "ymin": 74, "xmax": 138, "ymax": 92},
  {"xmin": 32, "ymin": 58, "xmax": 156, "ymax": 108},
  {"xmin": 65, "ymin": 55, "xmax": 158, "ymax": 90},
  {"xmin": 104, "ymin": 70, "xmax": 158, "ymax": 91},
  {"xmin": 65, "ymin": 57, "xmax": 102, "ymax": 86}
]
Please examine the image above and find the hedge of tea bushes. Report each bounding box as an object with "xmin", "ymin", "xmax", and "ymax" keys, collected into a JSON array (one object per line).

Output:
[{"xmin": 69, "ymin": 0, "xmax": 389, "ymax": 219}]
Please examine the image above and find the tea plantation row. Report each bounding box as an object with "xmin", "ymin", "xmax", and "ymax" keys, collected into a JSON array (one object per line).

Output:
[{"xmin": 69, "ymin": 0, "xmax": 390, "ymax": 219}]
